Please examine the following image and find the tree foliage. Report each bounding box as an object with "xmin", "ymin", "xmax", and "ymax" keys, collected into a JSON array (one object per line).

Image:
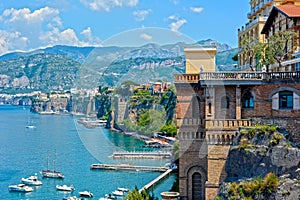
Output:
[
  {"xmin": 240, "ymin": 30, "xmax": 296, "ymax": 71},
  {"xmin": 124, "ymin": 188, "xmax": 158, "ymax": 200},
  {"xmin": 266, "ymin": 30, "xmax": 296, "ymax": 68}
]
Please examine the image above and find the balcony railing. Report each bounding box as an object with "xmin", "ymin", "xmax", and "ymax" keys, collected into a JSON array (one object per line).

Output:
[
  {"xmin": 177, "ymin": 118, "xmax": 205, "ymax": 126},
  {"xmin": 206, "ymin": 119, "xmax": 252, "ymax": 131},
  {"xmin": 174, "ymin": 71, "xmax": 300, "ymax": 82}
]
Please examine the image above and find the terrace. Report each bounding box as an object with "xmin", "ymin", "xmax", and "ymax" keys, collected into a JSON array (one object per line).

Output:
[{"xmin": 174, "ymin": 71, "xmax": 300, "ymax": 84}]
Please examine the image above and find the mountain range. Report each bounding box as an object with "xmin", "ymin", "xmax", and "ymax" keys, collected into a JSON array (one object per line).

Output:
[{"xmin": 0, "ymin": 39, "xmax": 238, "ymax": 93}]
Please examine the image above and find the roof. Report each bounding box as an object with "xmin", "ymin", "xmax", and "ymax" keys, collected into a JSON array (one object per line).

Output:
[
  {"xmin": 261, "ymin": 5, "xmax": 300, "ymax": 34},
  {"xmin": 276, "ymin": 4, "xmax": 300, "ymax": 17}
]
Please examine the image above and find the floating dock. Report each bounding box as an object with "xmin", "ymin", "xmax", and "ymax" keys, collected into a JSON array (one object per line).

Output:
[
  {"xmin": 90, "ymin": 163, "xmax": 169, "ymax": 172},
  {"xmin": 110, "ymin": 151, "xmax": 172, "ymax": 159}
]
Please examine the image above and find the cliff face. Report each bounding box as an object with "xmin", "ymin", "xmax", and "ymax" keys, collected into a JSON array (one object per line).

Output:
[{"xmin": 218, "ymin": 125, "xmax": 300, "ymax": 200}]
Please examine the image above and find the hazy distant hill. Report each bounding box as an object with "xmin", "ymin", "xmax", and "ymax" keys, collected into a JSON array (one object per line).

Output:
[{"xmin": 0, "ymin": 40, "xmax": 237, "ymax": 92}]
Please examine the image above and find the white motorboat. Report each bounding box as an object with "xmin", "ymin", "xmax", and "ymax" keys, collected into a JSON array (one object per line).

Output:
[
  {"xmin": 79, "ymin": 190, "xmax": 93, "ymax": 197},
  {"xmin": 8, "ymin": 184, "xmax": 33, "ymax": 192},
  {"xmin": 21, "ymin": 175, "xmax": 42, "ymax": 186},
  {"xmin": 117, "ymin": 187, "xmax": 129, "ymax": 192},
  {"xmin": 56, "ymin": 185, "xmax": 75, "ymax": 192},
  {"xmin": 62, "ymin": 196, "xmax": 82, "ymax": 200},
  {"xmin": 112, "ymin": 190, "xmax": 124, "ymax": 196},
  {"xmin": 103, "ymin": 193, "xmax": 117, "ymax": 199},
  {"xmin": 26, "ymin": 125, "xmax": 36, "ymax": 129}
]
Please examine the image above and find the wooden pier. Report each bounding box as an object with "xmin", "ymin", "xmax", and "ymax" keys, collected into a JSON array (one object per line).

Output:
[
  {"xmin": 139, "ymin": 169, "xmax": 173, "ymax": 192},
  {"xmin": 90, "ymin": 163, "xmax": 169, "ymax": 172},
  {"xmin": 110, "ymin": 151, "xmax": 172, "ymax": 159}
]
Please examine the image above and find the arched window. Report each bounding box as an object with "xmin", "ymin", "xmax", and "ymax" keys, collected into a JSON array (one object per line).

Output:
[
  {"xmin": 192, "ymin": 172, "xmax": 203, "ymax": 200},
  {"xmin": 279, "ymin": 91, "xmax": 293, "ymax": 109},
  {"xmin": 192, "ymin": 96, "xmax": 201, "ymax": 118},
  {"xmin": 242, "ymin": 91, "xmax": 254, "ymax": 108},
  {"xmin": 208, "ymin": 103, "xmax": 212, "ymax": 114},
  {"xmin": 221, "ymin": 96, "xmax": 229, "ymax": 109}
]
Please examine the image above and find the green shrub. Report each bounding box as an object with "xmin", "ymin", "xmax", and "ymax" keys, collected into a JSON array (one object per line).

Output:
[
  {"xmin": 269, "ymin": 133, "xmax": 283, "ymax": 147},
  {"xmin": 247, "ymin": 128, "xmax": 256, "ymax": 138},
  {"xmin": 263, "ymin": 173, "xmax": 280, "ymax": 194}
]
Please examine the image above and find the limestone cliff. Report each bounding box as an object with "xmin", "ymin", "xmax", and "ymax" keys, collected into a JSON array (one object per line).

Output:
[{"xmin": 217, "ymin": 125, "xmax": 300, "ymax": 200}]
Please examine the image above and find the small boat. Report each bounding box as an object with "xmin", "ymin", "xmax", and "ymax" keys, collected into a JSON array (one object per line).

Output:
[
  {"xmin": 112, "ymin": 190, "xmax": 124, "ymax": 196},
  {"xmin": 79, "ymin": 190, "xmax": 93, "ymax": 197},
  {"xmin": 117, "ymin": 187, "xmax": 129, "ymax": 192},
  {"xmin": 26, "ymin": 125, "xmax": 36, "ymax": 129},
  {"xmin": 56, "ymin": 185, "xmax": 75, "ymax": 192},
  {"xmin": 21, "ymin": 174, "xmax": 42, "ymax": 186},
  {"xmin": 41, "ymin": 150, "xmax": 64, "ymax": 179},
  {"xmin": 104, "ymin": 194, "xmax": 117, "ymax": 199},
  {"xmin": 8, "ymin": 184, "xmax": 33, "ymax": 192},
  {"xmin": 62, "ymin": 196, "xmax": 82, "ymax": 200}
]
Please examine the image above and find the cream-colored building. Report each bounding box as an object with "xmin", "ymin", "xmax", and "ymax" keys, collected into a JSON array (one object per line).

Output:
[
  {"xmin": 184, "ymin": 46, "xmax": 217, "ymax": 73},
  {"xmin": 238, "ymin": 0, "xmax": 300, "ymax": 70}
]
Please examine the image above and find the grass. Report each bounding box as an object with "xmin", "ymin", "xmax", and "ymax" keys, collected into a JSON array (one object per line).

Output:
[
  {"xmin": 226, "ymin": 173, "xmax": 279, "ymax": 199},
  {"xmin": 240, "ymin": 124, "xmax": 277, "ymax": 139}
]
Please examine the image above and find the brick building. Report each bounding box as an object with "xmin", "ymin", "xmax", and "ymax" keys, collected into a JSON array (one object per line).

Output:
[{"xmin": 175, "ymin": 45, "xmax": 300, "ymax": 199}]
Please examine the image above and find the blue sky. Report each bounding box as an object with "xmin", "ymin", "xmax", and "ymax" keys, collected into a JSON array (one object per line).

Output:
[{"xmin": 0, "ymin": 0, "xmax": 249, "ymax": 55}]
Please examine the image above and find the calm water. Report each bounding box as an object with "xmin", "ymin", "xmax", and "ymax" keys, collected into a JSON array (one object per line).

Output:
[{"xmin": 0, "ymin": 105, "xmax": 176, "ymax": 200}]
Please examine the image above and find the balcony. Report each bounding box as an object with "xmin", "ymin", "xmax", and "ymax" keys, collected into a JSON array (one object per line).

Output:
[
  {"xmin": 206, "ymin": 119, "xmax": 252, "ymax": 131},
  {"xmin": 174, "ymin": 71, "xmax": 300, "ymax": 83},
  {"xmin": 177, "ymin": 118, "xmax": 205, "ymax": 126},
  {"xmin": 177, "ymin": 118, "xmax": 252, "ymax": 130}
]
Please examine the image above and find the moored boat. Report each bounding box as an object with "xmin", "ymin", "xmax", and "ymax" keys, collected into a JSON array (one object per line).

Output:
[
  {"xmin": 41, "ymin": 150, "xmax": 64, "ymax": 179},
  {"xmin": 41, "ymin": 169, "xmax": 64, "ymax": 179},
  {"xmin": 56, "ymin": 184, "xmax": 75, "ymax": 192},
  {"xmin": 103, "ymin": 193, "xmax": 117, "ymax": 199},
  {"xmin": 117, "ymin": 187, "xmax": 129, "ymax": 192},
  {"xmin": 79, "ymin": 190, "xmax": 93, "ymax": 197},
  {"xmin": 26, "ymin": 125, "xmax": 36, "ymax": 129},
  {"xmin": 62, "ymin": 196, "xmax": 82, "ymax": 200},
  {"xmin": 112, "ymin": 190, "xmax": 124, "ymax": 196},
  {"xmin": 21, "ymin": 174, "xmax": 42, "ymax": 186},
  {"xmin": 8, "ymin": 184, "xmax": 33, "ymax": 192}
]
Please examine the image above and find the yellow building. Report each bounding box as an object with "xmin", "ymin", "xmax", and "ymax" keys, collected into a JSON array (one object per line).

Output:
[
  {"xmin": 238, "ymin": 0, "xmax": 300, "ymax": 70},
  {"xmin": 184, "ymin": 46, "xmax": 217, "ymax": 73}
]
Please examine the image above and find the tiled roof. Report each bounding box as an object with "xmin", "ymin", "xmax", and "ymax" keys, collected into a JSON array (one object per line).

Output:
[{"xmin": 276, "ymin": 4, "xmax": 300, "ymax": 17}]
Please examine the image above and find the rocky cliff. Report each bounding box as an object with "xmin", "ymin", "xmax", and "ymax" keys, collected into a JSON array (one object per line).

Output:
[{"xmin": 217, "ymin": 125, "xmax": 300, "ymax": 200}]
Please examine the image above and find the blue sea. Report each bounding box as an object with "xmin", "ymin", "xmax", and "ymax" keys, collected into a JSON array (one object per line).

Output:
[{"xmin": 0, "ymin": 105, "xmax": 176, "ymax": 200}]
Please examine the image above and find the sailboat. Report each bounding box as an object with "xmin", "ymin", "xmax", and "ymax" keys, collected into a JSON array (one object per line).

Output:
[{"xmin": 41, "ymin": 150, "xmax": 64, "ymax": 179}]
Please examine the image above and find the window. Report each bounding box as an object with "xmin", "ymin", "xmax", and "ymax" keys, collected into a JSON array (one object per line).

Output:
[
  {"xmin": 221, "ymin": 96, "xmax": 229, "ymax": 109},
  {"xmin": 279, "ymin": 91, "xmax": 293, "ymax": 109},
  {"xmin": 242, "ymin": 91, "xmax": 254, "ymax": 108},
  {"xmin": 295, "ymin": 62, "xmax": 300, "ymax": 71}
]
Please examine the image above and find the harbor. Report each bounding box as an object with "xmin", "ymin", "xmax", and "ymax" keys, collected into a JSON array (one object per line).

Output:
[{"xmin": 0, "ymin": 106, "xmax": 176, "ymax": 200}]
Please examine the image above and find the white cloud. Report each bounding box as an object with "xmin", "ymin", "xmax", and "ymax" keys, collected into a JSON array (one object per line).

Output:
[
  {"xmin": 140, "ymin": 33, "xmax": 152, "ymax": 41},
  {"xmin": 80, "ymin": 0, "xmax": 139, "ymax": 12},
  {"xmin": 170, "ymin": 0, "xmax": 179, "ymax": 5},
  {"xmin": 167, "ymin": 15, "xmax": 187, "ymax": 32},
  {"xmin": 190, "ymin": 7, "xmax": 204, "ymax": 13},
  {"xmin": 133, "ymin": 9, "xmax": 151, "ymax": 21},
  {"xmin": 169, "ymin": 19, "xmax": 187, "ymax": 32},
  {"xmin": 0, "ymin": 30, "xmax": 28, "ymax": 54},
  {"xmin": 80, "ymin": 27, "xmax": 102, "ymax": 46},
  {"xmin": 0, "ymin": 7, "xmax": 102, "ymax": 54},
  {"xmin": 39, "ymin": 27, "xmax": 79, "ymax": 46},
  {"xmin": 168, "ymin": 15, "xmax": 179, "ymax": 21}
]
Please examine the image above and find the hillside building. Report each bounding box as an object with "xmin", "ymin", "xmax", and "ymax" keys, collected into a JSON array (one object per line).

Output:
[
  {"xmin": 238, "ymin": 0, "xmax": 300, "ymax": 70},
  {"xmin": 261, "ymin": 4, "xmax": 300, "ymax": 71},
  {"xmin": 175, "ymin": 44, "xmax": 300, "ymax": 199}
]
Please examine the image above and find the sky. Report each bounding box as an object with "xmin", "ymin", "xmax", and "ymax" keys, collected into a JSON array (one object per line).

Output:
[{"xmin": 0, "ymin": 0, "xmax": 249, "ymax": 55}]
